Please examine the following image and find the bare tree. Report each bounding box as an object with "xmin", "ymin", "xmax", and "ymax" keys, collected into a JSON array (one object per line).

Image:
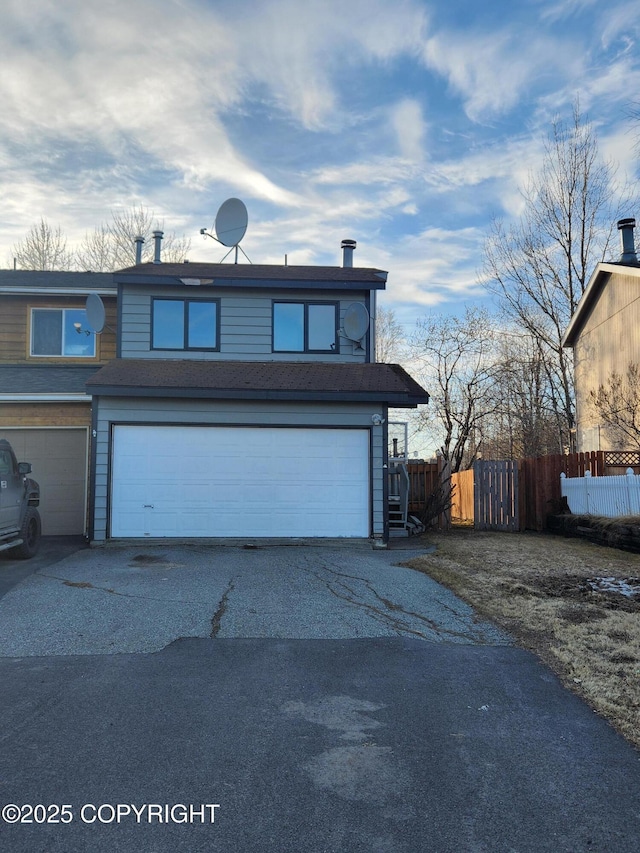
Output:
[
  {"xmin": 483, "ymin": 332, "xmax": 563, "ymax": 458},
  {"xmin": 482, "ymin": 103, "xmax": 625, "ymax": 451},
  {"xmin": 589, "ymin": 364, "xmax": 640, "ymax": 449},
  {"xmin": 77, "ymin": 206, "xmax": 191, "ymax": 270},
  {"xmin": 375, "ymin": 306, "xmax": 404, "ymax": 362},
  {"xmin": 12, "ymin": 218, "xmax": 75, "ymax": 270},
  {"xmin": 410, "ymin": 307, "xmax": 498, "ymax": 472}
]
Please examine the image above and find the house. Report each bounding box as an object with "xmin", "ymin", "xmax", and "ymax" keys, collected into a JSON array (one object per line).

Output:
[
  {"xmin": 563, "ymin": 218, "xmax": 640, "ymax": 452},
  {"xmin": 86, "ymin": 238, "xmax": 429, "ymax": 544},
  {"xmin": 0, "ymin": 270, "xmax": 117, "ymax": 534}
]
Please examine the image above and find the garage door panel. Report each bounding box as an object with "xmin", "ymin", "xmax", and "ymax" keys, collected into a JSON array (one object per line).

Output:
[
  {"xmin": 111, "ymin": 426, "xmax": 369, "ymax": 538},
  {"xmin": 1, "ymin": 428, "xmax": 87, "ymax": 535}
]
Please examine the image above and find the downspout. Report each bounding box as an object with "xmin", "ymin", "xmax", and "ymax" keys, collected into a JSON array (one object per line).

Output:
[
  {"xmin": 375, "ymin": 412, "xmax": 389, "ymax": 548},
  {"xmin": 369, "ymin": 289, "xmax": 376, "ymax": 363},
  {"xmin": 87, "ymin": 397, "xmax": 99, "ymax": 544}
]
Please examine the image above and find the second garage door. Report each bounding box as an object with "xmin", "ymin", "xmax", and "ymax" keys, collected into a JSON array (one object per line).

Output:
[
  {"xmin": 0, "ymin": 428, "xmax": 88, "ymax": 535},
  {"xmin": 110, "ymin": 425, "xmax": 370, "ymax": 538}
]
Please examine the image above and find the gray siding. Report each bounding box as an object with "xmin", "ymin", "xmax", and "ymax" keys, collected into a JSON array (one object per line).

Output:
[
  {"xmin": 119, "ymin": 286, "xmax": 369, "ymax": 362},
  {"xmin": 92, "ymin": 397, "xmax": 385, "ymax": 541}
]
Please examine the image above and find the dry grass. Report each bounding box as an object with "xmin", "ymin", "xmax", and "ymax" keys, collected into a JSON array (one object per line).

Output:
[{"xmin": 405, "ymin": 528, "xmax": 640, "ymax": 749}]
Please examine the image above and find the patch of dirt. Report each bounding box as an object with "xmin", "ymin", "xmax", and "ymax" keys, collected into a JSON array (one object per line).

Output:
[
  {"xmin": 527, "ymin": 575, "xmax": 640, "ymax": 612},
  {"xmin": 406, "ymin": 528, "xmax": 640, "ymax": 751}
]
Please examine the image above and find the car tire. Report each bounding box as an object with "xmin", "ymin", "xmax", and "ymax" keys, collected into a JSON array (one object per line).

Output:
[{"xmin": 11, "ymin": 507, "xmax": 42, "ymax": 559}]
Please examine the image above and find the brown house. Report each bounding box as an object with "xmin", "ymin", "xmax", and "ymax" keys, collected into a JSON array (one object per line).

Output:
[
  {"xmin": 563, "ymin": 218, "xmax": 640, "ymax": 452},
  {"xmin": 0, "ymin": 271, "xmax": 116, "ymax": 534}
]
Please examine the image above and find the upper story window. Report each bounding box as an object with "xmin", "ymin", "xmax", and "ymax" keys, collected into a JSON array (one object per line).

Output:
[
  {"xmin": 152, "ymin": 298, "xmax": 220, "ymax": 351},
  {"xmin": 30, "ymin": 308, "xmax": 96, "ymax": 358},
  {"xmin": 273, "ymin": 302, "xmax": 338, "ymax": 353}
]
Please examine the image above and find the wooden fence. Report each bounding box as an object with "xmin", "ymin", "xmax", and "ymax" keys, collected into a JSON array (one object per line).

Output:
[
  {"xmin": 473, "ymin": 460, "xmax": 520, "ymax": 531},
  {"xmin": 450, "ymin": 451, "xmax": 608, "ymax": 532},
  {"xmin": 521, "ymin": 451, "xmax": 604, "ymax": 531},
  {"xmin": 451, "ymin": 469, "xmax": 474, "ymax": 522},
  {"xmin": 406, "ymin": 457, "xmax": 451, "ymax": 529}
]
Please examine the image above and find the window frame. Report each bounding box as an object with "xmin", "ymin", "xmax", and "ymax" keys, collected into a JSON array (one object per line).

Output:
[
  {"xmin": 151, "ymin": 297, "xmax": 221, "ymax": 352},
  {"xmin": 29, "ymin": 307, "xmax": 97, "ymax": 359},
  {"xmin": 272, "ymin": 301, "xmax": 339, "ymax": 354}
]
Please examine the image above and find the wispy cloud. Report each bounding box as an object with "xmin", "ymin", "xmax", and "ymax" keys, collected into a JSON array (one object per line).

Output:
[
  {"xmin": 0, "ymin": 0, "xmax": 638, "ymax": 318},
  {"xmin": 422, "ymin": 26, "xmax": 582, "ymax": 121}
]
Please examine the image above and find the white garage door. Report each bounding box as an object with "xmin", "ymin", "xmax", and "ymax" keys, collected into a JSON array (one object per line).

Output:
[
  {"xmin": 1, "ymin": 428, "xmax": 88, "ymax": 535},
  {"xmin": 111, "ymin": 425, "xmax": 370, "ymax": 538}
]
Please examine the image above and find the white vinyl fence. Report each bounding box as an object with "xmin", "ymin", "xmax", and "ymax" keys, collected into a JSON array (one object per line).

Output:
[{"xmin": 561, "ymin": 469, "xmax": 640, "ymax": 517}]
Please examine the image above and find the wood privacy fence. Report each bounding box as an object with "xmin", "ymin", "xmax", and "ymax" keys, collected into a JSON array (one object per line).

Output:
[
  {"xmin": 406, "ymin": 457, "xmax": 451, "ymax": 529},
  {"xmin": 473, "ymin": 460, "xmax": 520, "ymax": 531},
  {"xmin": 451, "ymin": 469, "xmax": 474, "ymax": 522},
  {"xmin": 451, "ymin": 451, "xmax": 608, "ymax": 532}
]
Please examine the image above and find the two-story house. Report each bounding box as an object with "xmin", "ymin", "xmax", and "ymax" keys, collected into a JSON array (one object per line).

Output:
[
  {"xmin": 563, "ymin": 218, "xmax": 640, "ymax": 452},
  {"xmin": 86, "ymin": 243, "xmax": 429, "ymax": 544},
  {"xmin": 0, "ymin": 270, "xmax": 117, "ymax": 535}
]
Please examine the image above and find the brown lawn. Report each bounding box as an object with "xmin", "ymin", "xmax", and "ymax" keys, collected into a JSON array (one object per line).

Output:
[{"xmin": 405, "ymin": 528, "xmax": 640, "ymax": 749}]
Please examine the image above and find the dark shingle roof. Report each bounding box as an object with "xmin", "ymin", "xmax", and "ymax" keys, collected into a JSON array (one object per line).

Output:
[
  {"xmin": 86, "ymin": 359, "xmax": 429, "ymax": 406},
  {"xmin": 0, "ymin": 365, "xmax": 100, "ymax": 394}
]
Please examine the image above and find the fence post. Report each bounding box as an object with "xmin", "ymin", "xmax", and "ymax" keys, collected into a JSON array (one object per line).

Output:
[
  {"xmin": 584, "ymin": 470, "xmax": 591, "ymax": 514},
  {"xmin": 626, "ymin": 468, "xmax": 639, "ymax": 515}
]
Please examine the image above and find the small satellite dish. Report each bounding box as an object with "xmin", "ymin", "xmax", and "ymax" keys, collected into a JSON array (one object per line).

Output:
[
  {"xmin": 343, "ymin": 303, "xmax": 370, "ymax": 342},
  {"xmin": 86, "ymin": 293, "xmax": 106, "ymax": 334},
  {"xmin": 215, "ymin": 198, "xmax": 248, "ymax": 247}
]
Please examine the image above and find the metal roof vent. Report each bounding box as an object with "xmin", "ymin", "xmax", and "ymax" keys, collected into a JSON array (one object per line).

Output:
[
  {"xmin": 134, "ymin": 235, "xmax": 144, "ymax": 265},
  {"xmin": 341, "ymin": 239, "xmax": 356, "ymax": 268},
  {"xmin": 617, "ymin": 218, "xmax": 637, "ymax": 264},
  {"xmin": 152, "ymin": 230, "xmax": 164, "ymax": 264}
]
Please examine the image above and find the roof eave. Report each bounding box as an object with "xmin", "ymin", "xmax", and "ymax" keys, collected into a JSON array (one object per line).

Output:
[
  {"xmin": 563, "ymin": 261, "xmax": 640, "ymax": 347},
  {"xmin": 87, "ymin": 385, "xmax": 429, "ymax": 405},
  {"xmin": 113, "ymin": 274, "xmax": 386, "ymax": 290}
]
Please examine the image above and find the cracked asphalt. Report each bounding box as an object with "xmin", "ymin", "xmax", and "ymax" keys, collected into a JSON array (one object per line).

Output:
[
  {"xmin": 3, "ymin": 541, "xmax": 640, "ymax": 852},
  {"xmin": 0, "ymin": 542, "xmax": 509, "ymax": 655}
]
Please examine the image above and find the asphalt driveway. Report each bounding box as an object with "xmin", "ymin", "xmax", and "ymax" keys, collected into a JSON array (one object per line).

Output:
[
  {"xmin": 0, "ymin": 541, "xmax": 509, "ymax": 655},
  {"xmin": 1, "ymin": 541, "xmax": 640, "ymax": 852}
]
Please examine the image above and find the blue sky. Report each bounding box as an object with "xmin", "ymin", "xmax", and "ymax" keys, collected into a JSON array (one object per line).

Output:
[{"xmin": 1, "ymin": 0, "xmax": 639, "ymax": 332}]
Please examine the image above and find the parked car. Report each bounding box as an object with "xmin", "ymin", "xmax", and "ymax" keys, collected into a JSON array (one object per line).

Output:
[{"xmin": 0, "ymin": 438, "xmax": 41, "ymax": 558}]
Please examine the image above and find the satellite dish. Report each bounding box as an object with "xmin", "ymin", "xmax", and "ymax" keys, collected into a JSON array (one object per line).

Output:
[
  {"xmin": 215, "ymin": 198, "xmax": 248, "ymax": 247},
  {"xmin": 85, "ymin": 293, "xmax": 106, "ymax": 334},
  {"xmin": 343, "ymin": 303, "xmax": 370, "ymax": 342}
]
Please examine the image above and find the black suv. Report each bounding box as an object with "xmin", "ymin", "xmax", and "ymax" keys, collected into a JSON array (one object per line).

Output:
[{"xmin": 0, "ymin": 439, "xmax": 41, "ymax": 559}]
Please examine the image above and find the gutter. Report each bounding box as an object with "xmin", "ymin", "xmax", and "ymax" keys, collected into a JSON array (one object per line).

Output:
[
  {"xmin": 0, "ymin": 287, "xmax": 116, "ymax": 296},
  {"xmin": 0, "ymin": 394, "xmax": 91, "ymax": 402}
]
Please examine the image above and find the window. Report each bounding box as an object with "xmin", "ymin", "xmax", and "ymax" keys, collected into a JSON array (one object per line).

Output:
[
  {"xmin": 273, "ymin": 302, "xmax": 338, "ymax": 353},
  {"xmin": 30, "ymin": 308, "xmax": 96, "ymax": 358},
  {"xmin": 152, "ymin": 298, "xmax": 219, "ymax": 351}
]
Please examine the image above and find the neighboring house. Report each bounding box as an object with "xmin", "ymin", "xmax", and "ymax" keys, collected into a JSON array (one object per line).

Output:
[
  {"xmin": 563, "ymin": 218, "xmax": 640, "ymax": 452},
  {"xmin": 86, "ymin": 241, "xmax": 429, "ymax": 544},
  {"xmin": 0, "ymin": 270, "xmax": 117, "ymax": 534}
]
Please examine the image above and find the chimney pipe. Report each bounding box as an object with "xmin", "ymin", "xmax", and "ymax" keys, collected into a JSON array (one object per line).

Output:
[
  {"xmin": 617, "ymin": 218, "xmax": 637, "ymax": 263},
  {"xmin": 134, "ymin": 235, "xmax": 145, "ymax": 265},
  {"xmin": 341, "ymin": 239, "xmax": 356, "ymax": 268},
  {"xmin": 152, "ymin": 230, "xmax": 164, "ymax": 264}
]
